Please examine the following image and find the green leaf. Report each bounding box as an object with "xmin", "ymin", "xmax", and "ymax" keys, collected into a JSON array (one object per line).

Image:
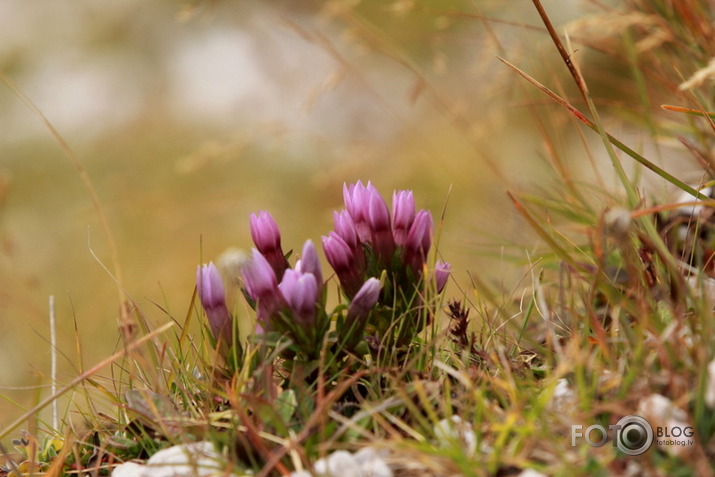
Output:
[{"xmin": 275, "ymin": 389, "xmax": 298, "ymax": 425}]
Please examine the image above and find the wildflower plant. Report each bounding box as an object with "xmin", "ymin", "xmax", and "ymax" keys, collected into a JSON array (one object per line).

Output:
[
  {"xmin": 325, "ymin": 181, "xmax": 449, "ymax": 357},
  {"xmin": 196, "ymin": 181, "xmax": 450, "ymax": 383}
]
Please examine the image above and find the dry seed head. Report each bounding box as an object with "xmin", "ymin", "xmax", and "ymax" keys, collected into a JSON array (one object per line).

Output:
[{"xmin": 604, "ymin": 206, "xmax": 632, "ymax": 238}]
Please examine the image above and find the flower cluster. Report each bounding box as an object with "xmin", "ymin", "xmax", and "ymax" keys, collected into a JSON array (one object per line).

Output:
[
  {"xmin": 196, "ymin": 182, "xmax": 450, "ymax": 362},
  {"xmin": 323, "ymin": 181, "xmax": 451, "ymax": 349},
  {"xmin": 244, "ymin": 211, "xmax": 383, "ymax": 357},
  {"xmin": 323, "ymin": 181, "xmax": 449, "ymax": 297}
]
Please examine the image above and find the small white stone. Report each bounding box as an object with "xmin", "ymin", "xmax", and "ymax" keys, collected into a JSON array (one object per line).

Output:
[
  {"xmin": 313, "ymin": 450, "xmax": 361, "ymax": 477},
  {"xmin": 686, "ymin": 274, "xmax": 715, "ymax": 302},
  {"xmin": 675, "ymin": 186, "xmax": 713, "ymax": 217},
  {"xmin": 433, "ymin": 416, "xmax": 476, "ymax": 456},
  {"xmin": 112, "ymin": 441, "xmax": 236, "ymax": 477},
  {"xmin": 638, "ymin": 394, "xmax": 693, "ymax": 457},
  {"xmin": 353, "ymin": 447, "xmax": 392, "ymax": 477},
  {"xmin": 550, "ymin": 378, "xmax": 576, "ymax": 414},
  {"xmin": 290, "ymin": 471, "xmax": 313, "ymax": 477},
  {"xmin": 639, "ymin": 394, "xmax": 687, "ymax": 423},
  {"xmin": 517, "ymin": 470, "xmax": 547, "ymax": 477},
  {"xmin": 111, "ymin": 462, "xmax": 144, "ymax": 477},
  {"xmin": 706, "ymin": 359, "xmax": 715, "ymax": 408}
]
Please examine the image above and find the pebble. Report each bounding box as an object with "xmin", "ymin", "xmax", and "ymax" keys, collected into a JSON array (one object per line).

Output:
[
  {"xmin": 112, "ymin": 441, "xmax": 240, "ymax": 477},
  {"xmin": 433, "ymin": 416, "xmax": 477, "ymax": 456},
  {"xmin": 113, "ymin": 442, "xmax": 394, "ymax": 477},
  {"xmin": 705, "ymin": 359, "xmax": 715, "ymax": 408},
  {"xmin": 638, "ymin": 394, "xmax": 693, "ymax": 457},
  {"xmin": 291, "ymin": 447, "xmax": 393, "ymax": 477}
]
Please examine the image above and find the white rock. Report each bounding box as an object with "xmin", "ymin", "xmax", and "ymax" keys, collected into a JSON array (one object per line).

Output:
[
  {"xmin": 433, "ymin": 416, "xmax": 476, "ymax": 456},
  {"xmin": 112, "ymin": 441, "xmax": 238, "ymax": 477},
  {"xmin": 353, "ymin": 447, "xmax": 392, "ymax": 477},
  {"xmin": 112, "ymin": 462, "xmax": 144, "ymax": 477},
  {"xmin": 313, "ymin": 450, "xmax": 361, "ymax": 477},
  {"xmin": 686, "ymin": 274, "xmax": 715, "ymax": 302},
  {"xmin": 550, "ymin": 378, "xmax": 576, "ymax": 414},
  {"xmin": 705, "ymin": 359, "xmax": 715, "ymax": 408},
  {"xmin": 289, "ymin": 471, "xmax": 313, "ymax": 477},
  {"xmin": 517, "ymin": 470, "xmax": 547, "ymax": 477},
  {"xmin": 638, "ymin": 394, "xmax": 693, "ymax": 457},
  {"xmin": 638, "ymin": 394, "xmax": 687, "ymax": 425},
  {"xmin": 675, "ymin": 186, "xmax": 713, "ymax": 217}
]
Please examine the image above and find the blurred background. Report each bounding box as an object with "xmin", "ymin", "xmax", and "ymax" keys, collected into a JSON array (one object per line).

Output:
[{"xmin": 2, "ymin": 0, "xmax": 684, "ymax": 432}]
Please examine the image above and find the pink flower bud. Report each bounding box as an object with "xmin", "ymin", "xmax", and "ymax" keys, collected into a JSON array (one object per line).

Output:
[
  {"xmin": 196, "ymin": 262, "xmax": 233, "ymax": 346},
  {"xmin": 392, "ymin": 190, "xmax": 415, "ymax": 247},
  {"xmin": 346, "ymin": 277, "xmax": 381, "ymax": 331},
  {"xmin": 366, "ymin": 183, "xmax": 395, "ymax": 265},
  {"xmin": 366, "ymin": 182, "xmax": 391, "ymax": 232},
  {"xmin": 278, "ymin": 269, "xmax": 319, "ymax": 325},
  {"xmin": 322, "ymin": 232, "xmax": 365, "ymax": 297},
  {"xmin": 250, "ymin": 211, "xmax": 281, "ymax": 254},
  {"xmin": 249, "ymin": 211, "xmax": 289, "ymax": 279},
  {"xmin": 343, "ymin": 181, "xmax": 371, "ymax": 242},
  {"xmin": 435, "ymin": 260, "xmax": 451, "ymax": 293},
  {"xmin": 295, "ymin": 240, "xmax": 323, "ymax": 288},
  {"xmin": 322, "ymin": 232, "xmax": 353, "ymax": 271},
  {"xmin": 333, "ymin": 210, "xmax": 359, "ymax": 251},
  {"xmin": 405, "ymin": 209, "xmax": 433, "ymax": 273},
  {"xmin": 242, "ymin": 249, "xmax": 277, "ymax": 300},
  {"xmin": 241, "ymin": 249, "xmax": 285, "ymax": 330}
]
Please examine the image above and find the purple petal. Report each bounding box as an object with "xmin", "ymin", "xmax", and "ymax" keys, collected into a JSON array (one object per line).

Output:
[
  {"xmin": 296, "ymin": 240, "xmax": 323, "ymax": 287},
  {"xmin": 196, "ymin": 262, "xmax": 233, "ymax": 345},
  {"xmin": 279, "ymin": 269, "xmax": 318, "ymax": 324},
  {"xmin": 347, "ymin": 277, "xmax": 381, "ymax": 326},
  {"xmin": 392, "ymin": 190, "xmax": 415, "ymax": 247},
  {"xmin": 405, "ymin": 209, "xmax": 433, "ymax": 273},
  {"xmin": 250, "ymin": 211, "xmax": 282, "ymax": 254},
  {"xmin": 435, "ymin": 260, "xmax": 451, "ymax": 293}
]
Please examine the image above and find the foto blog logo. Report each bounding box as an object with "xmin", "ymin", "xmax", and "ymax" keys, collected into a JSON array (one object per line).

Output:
[{"xmin": 571, "ymin": 415, "xmax": 695, "ymax": 456}]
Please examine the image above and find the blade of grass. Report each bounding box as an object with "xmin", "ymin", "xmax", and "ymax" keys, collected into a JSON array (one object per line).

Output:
[
  {"xmin": 0, "ymin": 321, "xmax": 174, "ymax": 441},
  {"xmin": 662, "ymin": 104, "xmax": 715, "ymax": 119},
  {"xmin": 507, "ymin": 191, "xmax": 584, "ymax": 271},
  {"xmin": 624, "ymin": 27, "xmax": 658, "ymax": 139},
  {"xmin": 0, "ymin": 72, "xmax": 135, "ymax": 339},
  {"xmin": 497, "ymin": 57, "xmax": 708, "ymax": 201},
  {"xmin": 530, "ymin": 0, "xmax": 638, "ymax": 206}
]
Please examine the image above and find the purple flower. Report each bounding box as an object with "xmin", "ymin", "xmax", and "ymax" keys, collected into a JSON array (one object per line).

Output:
[
  {"xmin": 249, "ymin": 211, "xmax": 289, "ymax": 279},
  {"xmin": 343, "ymin": 181, "xmax": 371, "ymax": 242},
  {"xmin": 241, "ymin": 249, "xmax": 285, "ymax": 331},
  {"xmin": 242, "ymin": 249, "xmax": 277, "ymax": 300},
  {"xmin": 333, "ymin": 210, "xmax": 359, "ymax": 251},
  {"xmin": 295, "ymin": 240, "xmax": 323, "ymax": 288},
  {"xmin": 196, "ymin": 262, "xmax": 233, "ymax": 346},
  {"xmin": 322, "ymin": 232, "xmax": 365, "ymax": 297},
  {"xmin": 435, "ymin": 260, "xmax": 451, "ymax": 293},
  {"xmin": 278, "ymin": 269, "xmax": 319, "ymax": 325},
  {"xmin": 404, "ymin": 209, "xmax": 433, "ymax": 273},
  {"xmin": 392, "ymin": 190, "xmax": 415, "ymax": 247},
  {"xmin": 322, "ymin": 232, "xmax": 352, "ymax": 270},
  {"xmin": 345, "ymin": 278, "xmax": 381, "ymax": 338},
  {"xmin": 250, "ymin": 211, "xmax": 281, "ymax": 253},
  {"xmin": 366, "ymin": 182, "xmax": 391, "ymax": 232},
  {"xmin": 332, "ymin": 210, "xmax": 366, "ymax": 273},
  {"xmin": 366, "ymin": 182, "xmax": 395, "ymax": 265}
]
